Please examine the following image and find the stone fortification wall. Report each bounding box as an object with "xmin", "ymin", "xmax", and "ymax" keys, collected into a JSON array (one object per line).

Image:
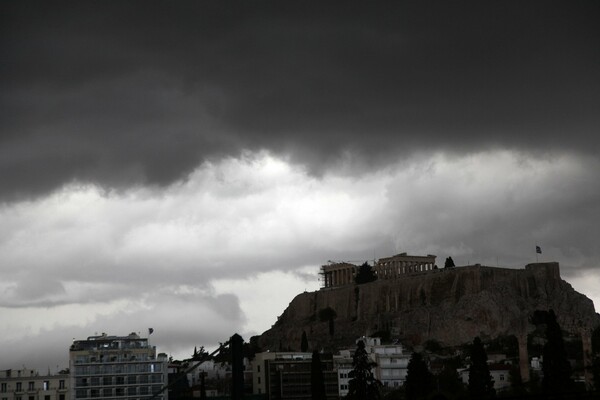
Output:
[{"xmin": 259, "ymin": 262, "xmax": 599, "ymax": 352}]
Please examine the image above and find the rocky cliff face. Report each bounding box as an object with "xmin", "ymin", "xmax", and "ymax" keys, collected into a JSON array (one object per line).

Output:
[{"xmin": 258, "ymin": 262, "xmax": 600, "ymax": 351}]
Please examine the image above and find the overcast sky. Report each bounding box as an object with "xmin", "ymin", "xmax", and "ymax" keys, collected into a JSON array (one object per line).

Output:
[{"xmin": 1, "ymin": 1, "xmax": 599, "ymax": 371}]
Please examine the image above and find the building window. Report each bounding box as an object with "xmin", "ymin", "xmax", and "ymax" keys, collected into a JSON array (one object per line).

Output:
[
  {"xmin": 28, "ymin": 396, "xmax": 34, "ymax": 400},
  {"xmin": 59, "ymin": 395, "xmax": 65, "ymax": 400},
  {"xmin": 28, "ymin": 382, "xmax": 35, "ymax": 391},
  {"xmin": 45, "ymin": 396, "xmax": 50, "ymax": 400},
  {"xmin": 257, "ymin": 365, "xmax": 260, "ymax": 373},
  {"xmin": 16, "ymin": 383, "xmax": 22, "ymax": 392},
  {"xmin": 257, "ymin": 377, "xmax": 261, "ymax": 384},
  {"xmin": 500, "ymin": 374, "xmax": 505, "ymax": 381},
  {"xmin": 43, "ymin": 381, "xmax": 50, "ymax": 391},
  {"xmin": 1, "ymin": 383, "xmax": 6, "ymax": 393},
  {"xmin": 59, "ymin": 380, "xmax": 65, "ymax": 390}
]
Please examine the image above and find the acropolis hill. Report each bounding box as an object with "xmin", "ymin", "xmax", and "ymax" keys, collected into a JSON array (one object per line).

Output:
[{"xmin": 258, "ymin": 254, "xmax": 600, "ymax": 353}]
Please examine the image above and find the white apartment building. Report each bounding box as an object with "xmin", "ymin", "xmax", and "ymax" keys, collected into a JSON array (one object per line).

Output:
[
  {"xmin": 359, "ymin": 337, "xmax": 410, "ymax": 389},
  {"xmin": 332, "ymin": 337, "xmax": 411, "ymax": 395},
  {"xmin": 0, "ymin": 369, "xmax": 69, "ymax": 400},
  {"xmin": 69, "ymin": 333, "xmax": 168, "ymax": 400},
  {"xmin": 186, "ymin": 359, "xmax": 230, "ymax": 386},
  {"xmin": 333, "ymin": 351, "xmax": 353, "ymax": 397}
]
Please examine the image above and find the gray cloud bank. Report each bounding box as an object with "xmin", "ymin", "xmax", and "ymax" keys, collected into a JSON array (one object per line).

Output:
[
  {"xmin": 1, "ymin": 2, "xmax": 600, "ymax": 371},
  {"xmin": 2, "ymin": 1, "xmax": 599, "ymax": 200}
]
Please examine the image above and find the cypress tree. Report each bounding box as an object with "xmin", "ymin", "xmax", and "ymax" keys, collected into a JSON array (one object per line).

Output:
[
  {"xmin": 468, "ymin": 337, "xmax": 495, "ymax": 399},
  {"xmin": 311, "ymin": 350, "xmax": 327, "ymax": 400},
  {"xmin": 404, "ymin": 352, "xmax": 433, "ymax": 400},
  {"xmin": 301, "ymin": 330, "xmax": 309, "ymax": 352},
  {"xmin": 347, "ymin": 340, "xmax": 381, "ymax": 400},
  {"xmin": 542, "ymin": 310, "xmax": 573, "ymax": 394}
]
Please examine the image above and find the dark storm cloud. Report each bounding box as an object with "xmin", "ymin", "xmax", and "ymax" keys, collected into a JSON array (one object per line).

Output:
[{"xmin": 2, "ymin": 1, "xmax": 599, "ymax": 200}]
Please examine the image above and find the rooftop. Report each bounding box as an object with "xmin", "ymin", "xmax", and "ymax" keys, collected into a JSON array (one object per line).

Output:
[{"xmin": 70, "ymin": 332, "xmax": 149, "ymax": 352}]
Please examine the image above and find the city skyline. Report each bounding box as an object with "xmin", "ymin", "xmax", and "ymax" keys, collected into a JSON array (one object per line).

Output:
[{"xmin": 1, "ymin": 1, "xmax": 599, "ymax": 370}]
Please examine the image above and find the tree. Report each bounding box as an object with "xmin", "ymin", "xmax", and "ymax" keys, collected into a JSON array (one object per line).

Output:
[
  {"xmin": 311, "ymin": 350, "xmax": 327, "ymax": 400},
  {"xmin": 301, "ymin": 331, "xmax": 309, "ymax": 352},
  {"xmin": 444, "ymin": 257, "xmax": 455, "ymax": 268},
  {"xmin": 192, "ymin": 346, "xmax": 207, "ymax": 361},
  {"xmin": 355, "ymin": 262, "xmax": 377, "ymax": 284},
  {"xmin": 437, "ymin": 358, "xmax": 465, "ymax": 397},
  {"xmin": 404, "ymin": 352, "xmax": 433, "ymax": 400},
  {"xmin": 347, "ymin": 340, "xmax": 381, "ymax": 399},
  {"xmin": 542, "ymin": 310, "xmax": 573, "ymax": 394},
  {"xmin": 468, "ymin": 337, "xmax": 495, "ymax": 399}
]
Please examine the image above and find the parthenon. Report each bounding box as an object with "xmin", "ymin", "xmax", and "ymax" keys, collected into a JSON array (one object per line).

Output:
[
  {"xmin": 375, "ymin": 253, "xmax": 437, "ymax": 279},
  {"xmin": 320, "ymin": 252, "xmax": 437, "ymax": 288}
]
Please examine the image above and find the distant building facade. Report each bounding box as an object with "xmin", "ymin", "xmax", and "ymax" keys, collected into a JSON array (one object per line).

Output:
[
  {"xmin": 252, "ymin": 352, "xmax": 338, "ymax": 399},
  {"xmin": 69, "ymin": 333, "xmax": 168, "ymax": 400},
  {"xmin": 0, "ymin": 369, "xmax": 69, "ymax": 400}
]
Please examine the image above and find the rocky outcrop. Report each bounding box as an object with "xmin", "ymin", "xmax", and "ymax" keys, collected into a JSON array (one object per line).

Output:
[{"xmin": 258, "ymin": 262, "xmax": 600, "ymax": 351}]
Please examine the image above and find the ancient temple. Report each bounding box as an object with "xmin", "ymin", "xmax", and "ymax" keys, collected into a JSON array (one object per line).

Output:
[{"xmin": 320, "ymin": 253, "xmax": 437, "ymax": 288}]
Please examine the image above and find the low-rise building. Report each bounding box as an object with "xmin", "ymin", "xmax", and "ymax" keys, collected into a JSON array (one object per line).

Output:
[
  {"xmin": 459, "ymin": 363, "xmax": 512, "ymax": 393},
  {"xmin": 0, "ymin": 369, "xmax": 69, "ymax": 400},
  {"xmin": 252, "ymin": 352, "xmax": 338, "ymax": 399}
]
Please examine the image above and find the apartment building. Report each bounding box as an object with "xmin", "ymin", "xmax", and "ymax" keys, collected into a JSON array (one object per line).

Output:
[
  {"xmin": 69, "ymin": 333, "xmax": 168, "ymax": 400},
  {"xmin": 0, "ymin": 369, "xmax": 69, "ymax": 400}
]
